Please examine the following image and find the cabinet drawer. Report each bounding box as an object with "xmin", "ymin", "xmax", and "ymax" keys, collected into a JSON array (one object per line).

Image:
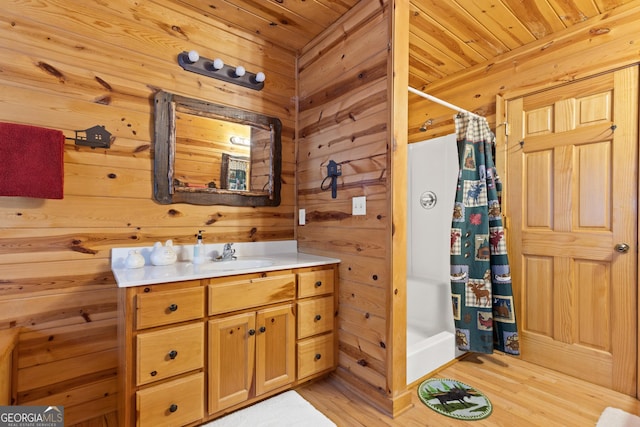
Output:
[
  {"xmin": 297, "ymin": 333, "xmax": 334, "ymax": 380},
  {"xmin": 298, "ymin": 269, "xmax": 334, "ymax": 298},
  {"xmin": 136, "ymin": 286, "xmax": 204, "ymax": 330},
  {"xmin": 137, "ymin": 323, "xmax": 204, "ymax": 386},
  {"xmin": 136, "ymin": 372, "xmax": 204, "ymax": 427},
  {"xmin": 208, "ymin": 274, "xmax": 295, "ymax": 315},
  {"xmin": 297, "ymin": 296, "xmax": 334, "ymax": 339}
]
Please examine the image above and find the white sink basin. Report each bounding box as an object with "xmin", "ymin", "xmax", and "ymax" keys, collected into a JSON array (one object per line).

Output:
[{"xmin": 198, "ymin": 258, "xmax": 274, "ymax": 271}]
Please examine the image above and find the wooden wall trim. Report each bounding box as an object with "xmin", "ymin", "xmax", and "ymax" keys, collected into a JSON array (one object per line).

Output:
[{"xmin": 389, "ymin": 0, "xmax": 413, "ymax": 417}]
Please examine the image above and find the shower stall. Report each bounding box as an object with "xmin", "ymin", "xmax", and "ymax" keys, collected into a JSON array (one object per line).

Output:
[{"xmin": 406, "ymin": 133, "xmax": 462, "ymax": 385}]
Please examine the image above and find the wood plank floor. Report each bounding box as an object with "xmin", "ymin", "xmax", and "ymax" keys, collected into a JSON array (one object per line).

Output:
[{"xmin": 297, "ymin": 352, "xmax": 640, "ymax": 426}]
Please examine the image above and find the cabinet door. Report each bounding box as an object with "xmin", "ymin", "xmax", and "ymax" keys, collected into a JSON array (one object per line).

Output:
[
  {"xmin": 255, "ymin": 304, "xmax": 295, "ymax": 395},
  {"xmin": 208, "ymin": 312, "xmax": 255, "ymax": 414}
]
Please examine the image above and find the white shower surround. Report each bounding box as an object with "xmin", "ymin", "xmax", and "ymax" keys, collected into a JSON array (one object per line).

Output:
[{"xmin": 406, "ymin": 133, "xmax": 462, "ymax": 385}]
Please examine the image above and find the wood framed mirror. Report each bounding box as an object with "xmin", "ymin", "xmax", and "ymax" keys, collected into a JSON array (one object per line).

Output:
[{"xmin": 153, "ymin": 90, "xmax": 282, "ymax": 206}]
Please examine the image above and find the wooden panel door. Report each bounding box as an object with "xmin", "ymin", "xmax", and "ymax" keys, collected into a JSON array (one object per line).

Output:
[
  {"xmin": 208, "ymin": 312, "xmax": 255, "ymax": 413},
  {"xmin": 255, "ymin": 304, "xmax": 295, "ymax": 395},
  {"xmin": 506, "ymin": 67, "xmax": 638, "ymax": 395}
]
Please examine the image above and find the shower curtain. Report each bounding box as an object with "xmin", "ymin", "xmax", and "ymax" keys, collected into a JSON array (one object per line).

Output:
[{"xmin": 450, "ymin": 114, "xmax": 519, "ymax": 355}]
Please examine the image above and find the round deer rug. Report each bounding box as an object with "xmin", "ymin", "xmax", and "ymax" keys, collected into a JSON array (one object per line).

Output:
[{"xmin": 417, "ymin": 378, "xmax": 492, "ymax": 421}]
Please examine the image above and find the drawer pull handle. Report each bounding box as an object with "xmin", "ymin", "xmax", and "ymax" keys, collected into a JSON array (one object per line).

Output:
[
  {"xmin": 259, "ymin": 326, "xmax": 266, "ymax": 333},
  {"xmin": 314, "ymin": 353, "xmax": 322, "ymax": 361},
  {"xmin": 315, "ymin": 281, "xmax": 322, "ymax": 288},
  {"xmin": 168, "ymin": 304, "xmax": 178, "ymax": 312},
  {"xmin": 169, "ymin": 404, "xmax": 178, "ymax": 413},
  {"xmin": 150, "ymin": 370, "xmax": 157, "ymax": 377},
  {"xmin": 248, "ymin": 329, "xmax": 256, "ymax": 336},
  {"xmin": 168, "ymin": 350, "xmax": 178, "ymax": 360},
  {"xmin": 314, "ymin": 314, "xmax": 322, "ymax": 321}
]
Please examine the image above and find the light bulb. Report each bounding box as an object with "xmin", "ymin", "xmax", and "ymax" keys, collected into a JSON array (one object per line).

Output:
[
  {"xmin": 187, "ymin": 50, "xmax": 199, "ymax": 63},
  {"xmin": 255, "ymin": 72, "xmax": 266, "ymax": 83},
  {"xmin": 212, "ymin": 58, "xmax": 224, "ymax": 70},
  {"xmin": 235, "ymin": 65, "xmax": 246, "ymax": 77}
]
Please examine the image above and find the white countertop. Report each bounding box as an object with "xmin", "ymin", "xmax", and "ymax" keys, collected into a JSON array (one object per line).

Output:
[{"xmin": 111, "ymin": 240, "xmax": 340, "ymax": 288}]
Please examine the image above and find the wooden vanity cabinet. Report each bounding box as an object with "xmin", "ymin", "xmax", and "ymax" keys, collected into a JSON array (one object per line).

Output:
[{"xmin": 118, "ymin": 264, "xmax": 337, "ymax": 427}]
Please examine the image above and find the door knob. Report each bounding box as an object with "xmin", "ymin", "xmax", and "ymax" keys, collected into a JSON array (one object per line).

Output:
[{"xmin": 615, "ymin": 243, "xmax": 630, "ymax": 253}]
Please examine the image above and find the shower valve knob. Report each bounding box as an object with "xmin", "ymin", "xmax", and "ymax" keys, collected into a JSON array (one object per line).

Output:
[{"xmin": 420, "ymin": 191, "xmax": 437, "ymax": 209}]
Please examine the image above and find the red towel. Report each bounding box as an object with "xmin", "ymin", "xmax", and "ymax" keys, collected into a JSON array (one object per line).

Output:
[{"xmin": 0, "ymin": 122, "xmax": 64, "ymax": 199}]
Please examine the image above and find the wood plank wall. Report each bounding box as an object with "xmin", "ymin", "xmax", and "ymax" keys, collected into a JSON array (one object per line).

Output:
[
  {"xmin": 0, "ymin": 0, "xmax": 296, "ymax": 425},
  {"xmin": 297, "ymin": 0, "xmax": 409, "ymax": 415}
]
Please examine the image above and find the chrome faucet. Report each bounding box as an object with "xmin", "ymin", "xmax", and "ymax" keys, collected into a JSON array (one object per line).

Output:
[{"xmin": 221, "ymin": 243, "xmax": 236, "ymax": 261}]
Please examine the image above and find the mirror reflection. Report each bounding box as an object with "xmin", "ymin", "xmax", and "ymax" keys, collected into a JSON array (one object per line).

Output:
[
  {"xmin": 174, "ymin": 113, "xmax": 273, "ymax": 193},
  {"xmin": 153, "ymin": 90, "xmax": 282, "ymax": 206}
]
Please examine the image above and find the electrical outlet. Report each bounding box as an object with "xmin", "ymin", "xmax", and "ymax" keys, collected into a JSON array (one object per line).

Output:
[
  {"xmin": 352, "ymin": 196, "xmax": 366, "ymax": 216},
  {"xmin": 299, "ymin": 208, "xmax": 306, "ymax": 225}
]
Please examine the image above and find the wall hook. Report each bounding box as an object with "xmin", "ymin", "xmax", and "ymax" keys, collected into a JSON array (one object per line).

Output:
[
  {"xmin": 65, "ymin": 125, "xmax": 112, "ymax": 149},
  {"xmin": 320, "ymin": 160, "xmax": 342, "ymax": 198},
  {"xmin": 419, "ymin": 119, "xmax": 433, "ymax": 132}
]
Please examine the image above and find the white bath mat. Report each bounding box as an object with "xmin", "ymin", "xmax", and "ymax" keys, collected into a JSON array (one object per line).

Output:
[
  {"xmin": 202, "ymin": 390, "xmax": 336, "ymax": 427},
  {"xmin": 596, "ymin": 407, "xmax": 640, "ymax": 426}
]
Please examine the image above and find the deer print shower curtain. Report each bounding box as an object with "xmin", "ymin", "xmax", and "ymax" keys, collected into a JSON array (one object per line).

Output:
[{"xmin": 450, "ymin": 114, "xmax": 519, "ymax": 355}]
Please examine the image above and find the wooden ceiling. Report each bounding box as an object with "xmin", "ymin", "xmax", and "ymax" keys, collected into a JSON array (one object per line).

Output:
[
  {"xmin": 168, "ymin": 0, "xmax": 361, "ymax": 52},
  {"xmin": 407, "ymin": 0, "xmax": 637, "ymax": 91},
  {"xmin": 173, "ymin": 0, "xmax": 637, "ymax": 89}
]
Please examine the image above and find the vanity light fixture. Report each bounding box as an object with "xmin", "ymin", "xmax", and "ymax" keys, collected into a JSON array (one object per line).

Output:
[
  {"xmin": 177, "ymin": 50, "xmax": 266, "ymax": 91},
  {"xmin": 230, "ymin": 135, "xmax": 250, "ymax": 146}
]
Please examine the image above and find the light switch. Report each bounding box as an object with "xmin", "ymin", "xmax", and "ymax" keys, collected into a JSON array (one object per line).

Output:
[
  {"xmin": 352, "ymin": 196, "xmax": 366, "ymax": 215},
  {"xmin": 299, "ymin": 208, "xmax": 306, "ymax": 225}
]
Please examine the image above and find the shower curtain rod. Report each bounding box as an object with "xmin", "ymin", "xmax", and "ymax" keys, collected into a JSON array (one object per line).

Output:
[{"xmin": 408, "ymin": 86, "xmax": 482, "ymax": 119}]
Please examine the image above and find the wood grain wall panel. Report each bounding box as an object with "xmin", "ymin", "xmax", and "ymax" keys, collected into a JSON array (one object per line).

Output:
[
  {"xmin": 333, "ymin": 252, "xmax": 390, "ymax": 289},
  {"xmin": 18, "ymin": 377, "xmax": 117, "ymax": 409},
  {"xmin": 0, "ymin": 196, "xmax": 295, "ymax": 228},
  {"xmin": 17, "ymin": 349, "xmax": 118, "ymax": 393},
  {"xmin": 297, "ymin": 0, "xmax": 390, "ymax": 72},
  {"xmin": 0, "ymin": 288, "xmax": 117, "ymax": 330},
  {"xmin": 298, "ymin": 227, "xmax": 387, "ymax": 259},
  {"xmin": 339, "ymin": 279, "xmax": 388, "ymax": 318},
  {"xmin": 298, "ymin": 79, "xmax": 387, "ymax": 136},
  {"xmin": 297, "ymin": 0, "xmax": 395, "ymax": 412},
  {"xmin": 18, "ymin": 319, "xmax": 117, "ymax": 368},
  {"xmin": 0, "ymin": 0, "xmax": 296, "ymax": 424}
]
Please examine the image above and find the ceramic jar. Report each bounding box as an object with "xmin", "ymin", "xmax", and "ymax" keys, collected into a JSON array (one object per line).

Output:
[
  {"xmin": 150, "ymin": 240, "xmax": 177, "ymax": 266},
  {"xmin": 125, "ymin": 249, "xmax": 145, "ymax": 269}
]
